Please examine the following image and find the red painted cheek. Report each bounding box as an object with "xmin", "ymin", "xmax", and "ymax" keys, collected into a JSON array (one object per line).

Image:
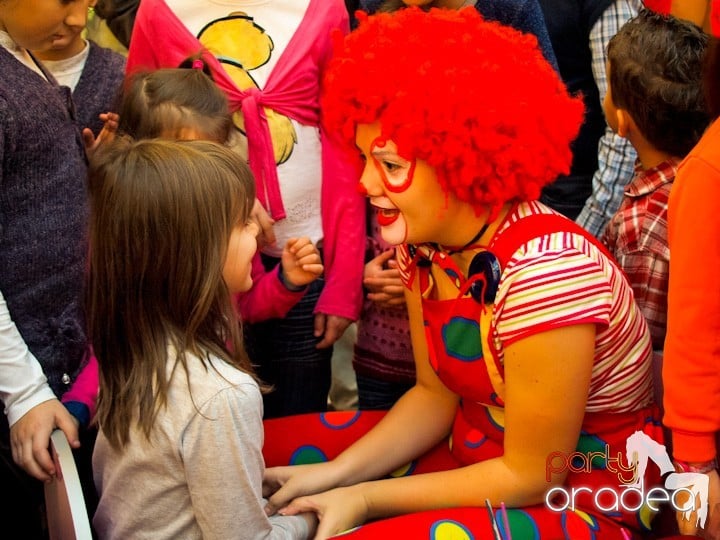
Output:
[
  {"xmin": 356, "ymin": 182, "xmax": 368, "ymax": 196},
  {"xmin": 370, "ymin": 137, "xmax": 415, "ymax": 193}
]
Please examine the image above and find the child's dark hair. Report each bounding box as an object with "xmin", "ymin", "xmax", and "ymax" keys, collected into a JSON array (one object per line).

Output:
[
  {"xmin": 607, "ymin": 9, "xmax": 709, "ymax": 157},
  {"xmin": 119, "ymin": 59, "xmax": 232, "ymax": 143},
  {"xmin": 88, "ymin": 137, "xmax": 257, "ymax": 450}
]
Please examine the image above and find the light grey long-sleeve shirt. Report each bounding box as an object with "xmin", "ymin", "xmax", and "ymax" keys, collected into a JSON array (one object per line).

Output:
[{"xmin": 93, "ymin": 350, "xmax": 309, "ymax": 539}]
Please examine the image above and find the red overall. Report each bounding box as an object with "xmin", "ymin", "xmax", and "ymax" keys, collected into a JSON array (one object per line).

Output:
[{"xmin": 263, "ymin": 213, "xmax": 663, "ymax": 539}]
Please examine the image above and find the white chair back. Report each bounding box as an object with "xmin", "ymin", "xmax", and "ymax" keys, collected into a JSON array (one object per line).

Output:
[{"xmin": 44, "ymin": 429, "xmax": 93, "ymax": 540}]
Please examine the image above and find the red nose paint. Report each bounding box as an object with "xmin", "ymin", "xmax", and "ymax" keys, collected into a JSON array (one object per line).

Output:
[{"xmin": 356, "ymin": 182, "xmax": 368, "ymax": 196}]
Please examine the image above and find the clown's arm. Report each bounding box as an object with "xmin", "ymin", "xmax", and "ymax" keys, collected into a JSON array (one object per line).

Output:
[
  {"xmin": 263, "ymin": 282, "xmax": 459, "ymax": 507},
  {"xmin": 264, "ymin": 283, "xmax": 595, "ymax": 539}
]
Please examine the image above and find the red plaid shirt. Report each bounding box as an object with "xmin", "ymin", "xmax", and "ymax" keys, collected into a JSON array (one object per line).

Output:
[{"xmin": 602, "ymin": 159, "xmax": 679, "ymax": 350}]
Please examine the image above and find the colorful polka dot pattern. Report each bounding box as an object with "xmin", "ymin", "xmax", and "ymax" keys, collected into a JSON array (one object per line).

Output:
[
  {"xmin": 442, "ymin": 317, "xmax": 483, "ymax": 362},
  {"xmin": 263, "ymin": 411, "xmax": 663, "ymax": 539}
]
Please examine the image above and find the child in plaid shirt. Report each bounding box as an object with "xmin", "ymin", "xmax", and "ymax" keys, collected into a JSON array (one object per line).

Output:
[
  {"xmin": 601, "ymin": 9, "xmax": 708, "ymax": 350},
  {"xmin": 600, "ymin": 8, "xmax": 708, "ymax": 400}
]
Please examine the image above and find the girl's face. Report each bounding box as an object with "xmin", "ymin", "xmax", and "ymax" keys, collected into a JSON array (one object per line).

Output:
[
  {"xmin": 223, "ymin": 219, "xmax": 259, "ymax": 294},
  {"xmin": 0, "ymin": 0, "xmax": 91, "ymax": 52},
  {"xmin": 356, "ymin": 122, "xmax": 458, "ymax": 246}
]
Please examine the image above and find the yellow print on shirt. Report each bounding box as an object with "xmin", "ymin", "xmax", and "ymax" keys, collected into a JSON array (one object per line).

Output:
[{"xmin": 198, "ymin": 13, "xmax": 297, "ymax": 164}]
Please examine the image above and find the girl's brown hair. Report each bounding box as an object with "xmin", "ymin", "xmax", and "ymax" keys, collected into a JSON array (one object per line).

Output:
[
  {"xmin": 119, "ymin": 66, "xmax": 232, "ymax": 143},
  {"xmin": 88, "ymin": 138, "xmax": 257, "ymax": 450}
]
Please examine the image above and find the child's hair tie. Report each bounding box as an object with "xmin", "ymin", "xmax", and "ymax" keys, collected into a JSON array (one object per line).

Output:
[{"xmin": 192, "ymin": 58, "xmax": 205, "ymax": 70}]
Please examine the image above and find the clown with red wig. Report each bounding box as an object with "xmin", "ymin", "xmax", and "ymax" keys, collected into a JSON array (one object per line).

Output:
[{"xmin": 262, "ymin": 8, "xmax": 663, "ymax": 539}]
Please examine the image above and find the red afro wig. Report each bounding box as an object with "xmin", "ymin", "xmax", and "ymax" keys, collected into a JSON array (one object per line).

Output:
[{"xmin": 321, "ymin": 7, "xmax": 585, "ymax": 214}]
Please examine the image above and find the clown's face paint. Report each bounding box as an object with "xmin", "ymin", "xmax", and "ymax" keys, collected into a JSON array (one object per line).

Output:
[{"xmin": 356, "ymin": 122, "xmax": 453, "ymax": 246}]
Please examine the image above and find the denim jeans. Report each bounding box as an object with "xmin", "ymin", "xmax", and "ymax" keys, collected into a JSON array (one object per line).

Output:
[
  {"xmin": 244, "ymin": 270, "xmax": 332, "ymax": 419},
  {"xmin": 355, "ymin": 374, "xmax": 413, "ymax": 411}
]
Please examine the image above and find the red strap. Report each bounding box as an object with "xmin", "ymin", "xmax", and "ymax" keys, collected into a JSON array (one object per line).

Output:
[{"xmin": 489, "ymin": 213, "xmax": 616, "ymax": 272}]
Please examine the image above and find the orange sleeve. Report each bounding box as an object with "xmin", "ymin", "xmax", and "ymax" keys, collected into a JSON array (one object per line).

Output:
[{"xmin": 663, "ymin": 138, "xmax": 720, "ymax": 462}]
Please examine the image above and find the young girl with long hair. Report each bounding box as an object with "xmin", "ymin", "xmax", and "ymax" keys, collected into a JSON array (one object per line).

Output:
[{"xmin": 89, "ymin": 138, "xmax": 316, "ymax": 539}]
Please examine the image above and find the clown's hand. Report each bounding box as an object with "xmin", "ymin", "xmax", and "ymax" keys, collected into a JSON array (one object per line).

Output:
[{"xmin": 277, "ymin": 485, "xmax": 368, "ymax": 540}]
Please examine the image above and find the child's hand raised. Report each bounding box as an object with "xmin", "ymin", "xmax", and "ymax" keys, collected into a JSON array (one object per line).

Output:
[
  {"xmin": 280, "ymin": 237, "xmax": 323, "ymax": 290},
  {"xmin": 83, "ymin": 112, "xmax": 120, "ymax": 159}
]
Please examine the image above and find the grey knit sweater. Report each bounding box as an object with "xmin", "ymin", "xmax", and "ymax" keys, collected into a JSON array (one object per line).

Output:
[{"xmin": 0, "ymin": 46, "xmax": 88, "ymax": 397}]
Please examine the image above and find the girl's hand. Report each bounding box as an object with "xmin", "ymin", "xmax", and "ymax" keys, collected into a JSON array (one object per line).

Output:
[
  {"xmin": 279, "ymin": 485, "xmax": 369, "ymax": 540},
  {"xmin": 10, "ymin": 399, "xmax": 80, "ymax": 481},
  {"xmin": 83, "ymin": 112, "xmax": 119, "ymax": 159},
  {"xmin": 263, "ymin": 462, "xmax": 342, "ymax": 517},
  {"xmin": 363, "ymin": 250, "xmax": 405, "ymax": 308},
  {"xmin": 280, "ymin": 237, "xmax": 324, "ymax": 289}
]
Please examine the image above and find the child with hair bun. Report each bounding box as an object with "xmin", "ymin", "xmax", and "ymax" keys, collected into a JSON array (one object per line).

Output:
[
  {"xmin": 126, "ymin": 0, "xmax": 366, "ymax": 418},
  {"xmin": 62, "ymin": 64, "xmax": 324, "ymax": 429}
]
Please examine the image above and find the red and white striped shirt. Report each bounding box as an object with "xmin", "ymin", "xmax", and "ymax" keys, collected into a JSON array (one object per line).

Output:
[
  {"xmin": 492, "ymin": 202, "xmax": 652, "ymax": 413},
  {"xmin": 400, "ymin": 201, "xmax": 654, "ymax": 414}
]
